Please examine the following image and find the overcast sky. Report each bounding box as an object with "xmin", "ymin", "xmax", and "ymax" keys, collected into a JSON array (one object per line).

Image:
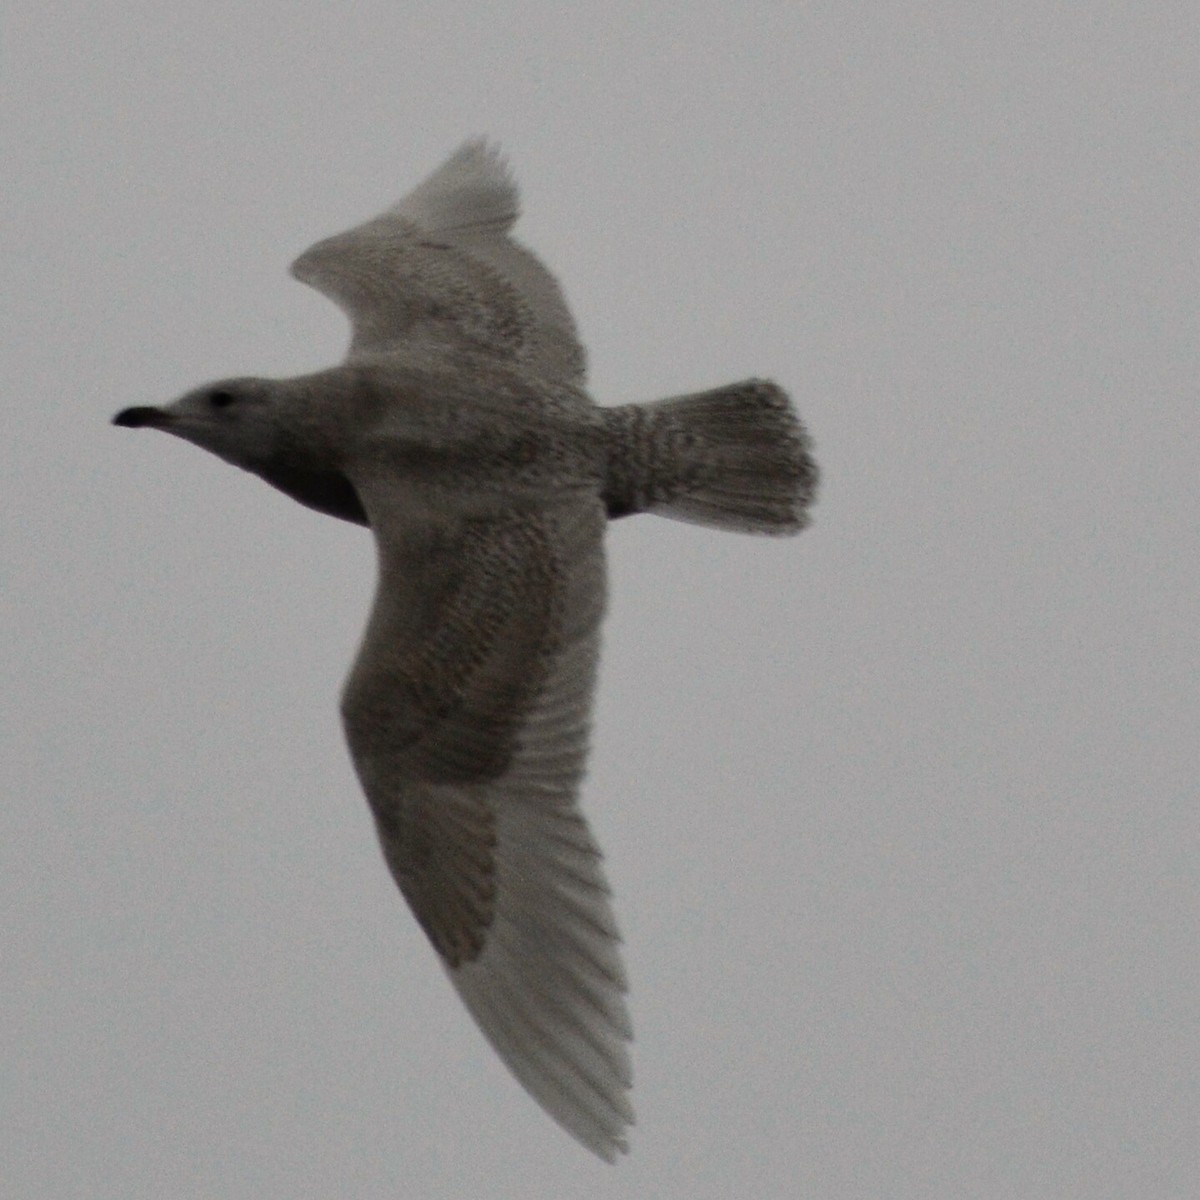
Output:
[{"xmin": 6, "ymin": 3, "xmax": 1198, "ymax": 1197}]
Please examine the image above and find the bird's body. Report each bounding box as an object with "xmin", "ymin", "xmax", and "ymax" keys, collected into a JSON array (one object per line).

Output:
[
  {"xmin": 213, "ymin": 354, "xmax": 603, "ymax": 524},
  {"xmin": 114, "ymin": 140, "xmax": 817, "ymax": 1161}
]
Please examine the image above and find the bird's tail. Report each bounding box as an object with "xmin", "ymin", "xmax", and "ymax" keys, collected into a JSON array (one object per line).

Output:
[{"xmin": 601, "ymin": 380, "xmax": 818, "ymax": 534}]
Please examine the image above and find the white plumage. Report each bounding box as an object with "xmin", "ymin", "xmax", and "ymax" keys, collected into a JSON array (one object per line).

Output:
[{"xmin": 113, "ymin": 140, "xmax": 817, "ymax": 1161}]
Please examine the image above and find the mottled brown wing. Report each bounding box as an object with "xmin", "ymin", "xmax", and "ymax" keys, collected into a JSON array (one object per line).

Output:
[
  {"xmin": 339, "ymin": 492, "xmax": 632, "ymax": 1160},
  {"xmin": 290, "ymin": 140, "xmax": 586, "ymax": 385}
]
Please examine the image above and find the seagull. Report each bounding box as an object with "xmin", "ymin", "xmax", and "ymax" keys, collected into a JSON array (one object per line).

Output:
[{"xmin": 113, "ymin": 140, "xmax": 817, "ymax": 1161}]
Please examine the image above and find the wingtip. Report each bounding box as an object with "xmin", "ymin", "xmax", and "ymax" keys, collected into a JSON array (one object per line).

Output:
[
  {"xmin": 451, "ymin": 135, "xmax": 514, "ymax": 185},
  {"xmin": 389, "ymin": 137, "xmax": 520, "ymax": 234}
]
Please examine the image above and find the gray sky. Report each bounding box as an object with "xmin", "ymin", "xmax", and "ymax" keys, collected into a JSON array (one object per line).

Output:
[{"xmin": 6, "ymin": 3, "xmax": 1198, "ymax": 1197}]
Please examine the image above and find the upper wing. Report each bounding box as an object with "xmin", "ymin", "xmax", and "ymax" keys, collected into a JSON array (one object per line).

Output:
[
  {"xmin": 291, "ymin": 140, "xmax": 587, "ymax": 386},
  {"xmin": 339, "ymin": 488, "xmax": 631, "ymax": 1160}
]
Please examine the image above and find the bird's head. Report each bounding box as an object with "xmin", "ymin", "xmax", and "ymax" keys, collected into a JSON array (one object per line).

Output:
[{"xmin": 113, "ymin": 377, "xmax": 286, "ymax": 471}]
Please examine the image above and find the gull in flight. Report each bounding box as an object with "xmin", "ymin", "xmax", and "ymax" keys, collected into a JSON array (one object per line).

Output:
[{"xmin": 114, "ymin": 140, "xmax": 818, "ymax": 1161}]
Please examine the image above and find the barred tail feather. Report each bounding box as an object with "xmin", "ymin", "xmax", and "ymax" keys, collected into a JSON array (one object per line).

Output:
[{"xmin": 602, "ymin": 380, "xmax": 818, "ymax": 534}]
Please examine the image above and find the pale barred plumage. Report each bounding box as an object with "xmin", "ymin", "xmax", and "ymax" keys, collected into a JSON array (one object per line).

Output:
[
  {"xmin": 292, "ymin": 141, "xmax": 586, "ymax": 384},
  {"xmin": 114, "ymin": 141, "xmax": 817, "ymax": 1161}
]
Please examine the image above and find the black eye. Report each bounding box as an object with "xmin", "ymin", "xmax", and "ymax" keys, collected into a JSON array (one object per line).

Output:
[{"xmin": 208, "ymin": 388, "xmax": 236, "ymax": 409}]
